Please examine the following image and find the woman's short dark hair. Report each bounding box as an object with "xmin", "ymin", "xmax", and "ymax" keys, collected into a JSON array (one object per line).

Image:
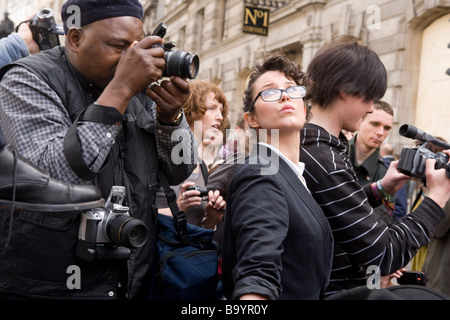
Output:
[
  {"xmin": 243, "ymin": 51, "xmax": 308, "ymax": 114},
  {"xmin": 306, "ymin": 35, "xmax": 387, "ymax": 109}
]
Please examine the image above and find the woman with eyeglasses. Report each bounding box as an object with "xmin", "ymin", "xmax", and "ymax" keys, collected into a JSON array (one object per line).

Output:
[{"xmin": 221, "ymin": 52, "xmax": 333, "ymax": 300}]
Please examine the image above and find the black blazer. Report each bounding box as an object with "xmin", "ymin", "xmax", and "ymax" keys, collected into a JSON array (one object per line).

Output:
[{"xmin": 222, "ymin": 144, "xmax": 334, "ymax": 300}]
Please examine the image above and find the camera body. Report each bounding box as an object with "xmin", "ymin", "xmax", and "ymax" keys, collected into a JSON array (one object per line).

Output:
[
  {"xmin": 76, "ymin": 186, "xmax": 149, "ymax": 261},
  {"xmin": 152, "ymin": 22, "xmax": 199, "ymax": 79},
  {"xmin": 398, "ymin": 145, "xmax": 449, "ymax": 181},
  {"xmin": 397, "ymin": 124, "xmax": 450, "ymax": 182},
  {"xmin": 29, "ymin": 8, "xmax": 64, "ymax": 51},
  {"xmin": 186, "ymin": 185, "xmax": 209, "ymax": 198}
]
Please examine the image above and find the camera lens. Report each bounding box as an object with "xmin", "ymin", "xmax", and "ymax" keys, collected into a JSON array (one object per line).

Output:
[
  {"xmin": 164, "ymin": 50, "xmax": 200, "ymax": 79},
  {"xmin": 107, "ymin": 215, "xmax": 149, "ymax": 248},
  {"xmin": 37, "ymin": 8, "xmax": 55, "ymax": 24}
]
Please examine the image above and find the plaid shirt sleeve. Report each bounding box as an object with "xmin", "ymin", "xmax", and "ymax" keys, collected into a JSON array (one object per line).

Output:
[
  {"xmin": 0, "ymin": 66, "xmax": 197, "ymax": 186},
  {"xmin": 150, "ymin": 102, "xmax": 198, "ymax": 186},
  {"xmin": 0, "ymin": 66, "xmax": 121, "ymax": 184}
]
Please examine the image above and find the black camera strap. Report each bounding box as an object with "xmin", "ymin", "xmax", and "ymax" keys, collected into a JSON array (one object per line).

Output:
[
  {"xmin": 63, "ymin": 104, "xmax": 124, "ymax": 181},
  {"xmin": 14, "ymin": 19, "xmax": 33, "ymax": 33},
  {"xmin": 157, "ymin": 169, "xmax": 189, "ymax": 244}
]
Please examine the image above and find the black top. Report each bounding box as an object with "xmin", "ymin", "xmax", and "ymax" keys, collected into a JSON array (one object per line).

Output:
[{"xmin": 222, "ymin": 144, "xmax": 333, "ymax": 300}]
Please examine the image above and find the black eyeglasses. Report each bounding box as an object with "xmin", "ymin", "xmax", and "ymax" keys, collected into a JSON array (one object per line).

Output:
[{"xmin": 251, "ymin": 86, "xmax": 306, "ymax": 110}]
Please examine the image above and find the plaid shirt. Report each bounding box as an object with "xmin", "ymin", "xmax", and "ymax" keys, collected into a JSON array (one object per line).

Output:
[{"xmin": 0, "ymin": 66, "xmax": 196, "ymax": 185}]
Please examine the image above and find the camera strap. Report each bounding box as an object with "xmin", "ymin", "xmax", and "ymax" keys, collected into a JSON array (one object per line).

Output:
[
  {"xmin": 157, "ymin": 169, "xmax": 189, "ymax": 244},
  {"xmin": 63, "ymin": 104, "xmax": 124, "ymax": 181},
  {"xmin": 14, "ymin": 19, "xmax": 33, "ymax": 33}
]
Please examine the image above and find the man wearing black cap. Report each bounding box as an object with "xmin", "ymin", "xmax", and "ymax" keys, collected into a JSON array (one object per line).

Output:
[{"xmin": 0, "ymin": 0, "xmax": 197, "ymax": 299}]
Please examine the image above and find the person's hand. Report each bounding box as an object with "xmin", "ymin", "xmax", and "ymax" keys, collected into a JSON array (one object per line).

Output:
[
  {"xmin": 380, "ymin": 268, "xmax": 405, "ymax": 288},
  {"xmin": 425, "ymin": 150, "xmax": 450, "ymax": 208},
  {"xmin": 177, "ymin": 182, "xmax": 203, "ymax": 212},
  {"xmin": 100, "ymin": 36, "xmax": 166, "ymax": 113},
  {"xmin": 16, "ymin": 15, "xmax": 40, "ymax": 55},
  {"xmin": 202, "ymin": 190, "xmax": 225, "ymax": 229},
  {"xmin": 379, "ymin": 160, "xmax": 410, "ymax": 194},
  {"xmin": 147, "ymin": 76, "xmax": 190, "ymax": 124},
  {"xmin": 116, "ymin": 36, "xmax": 165, "ymax": 93},
  {"xmin": 239, "ymin": 293, "xmax": 269, "ymax": 300}
]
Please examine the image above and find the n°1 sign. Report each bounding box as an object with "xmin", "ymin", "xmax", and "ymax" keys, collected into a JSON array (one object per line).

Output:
[{"xmin": 243, "ymin": 5, "xmax": 270, "ymax": 36}]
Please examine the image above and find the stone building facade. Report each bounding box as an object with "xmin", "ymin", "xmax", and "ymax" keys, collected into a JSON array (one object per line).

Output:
[
  {"xmin": 3, "ymin": 0, "xmax": 450, "ymax": 151},
  {"xmin": 141, "ymin": 0, "xmax": 450, "ymax": 150}
]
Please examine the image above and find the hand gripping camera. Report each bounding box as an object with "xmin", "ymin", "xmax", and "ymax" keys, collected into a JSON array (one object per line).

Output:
[
  {"xmin": 397, "ymin": 124, "xmax": 450, "ymax": 182},
  {"xmin": 22, "ymin": 8, "xmax": 64, "ymax": 51},
  {"xmin": 151, "ymin": 22, "xmax": 200, "ymax": 79},
  {"xmin": 186, "ymin": 185, "xmax": 209, "ymax": 198},
  {"xmin": 76, "ymin": 186, "xmax": 149, "ymax": 261}
]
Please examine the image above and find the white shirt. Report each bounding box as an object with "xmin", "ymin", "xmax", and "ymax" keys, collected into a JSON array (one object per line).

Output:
[{"xmin": 258, "ymin": 142, "xmax": 309, "ymax": 191}]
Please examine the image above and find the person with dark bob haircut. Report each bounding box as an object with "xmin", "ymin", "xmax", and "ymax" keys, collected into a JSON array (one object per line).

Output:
[
  {"xmin": 300, "ymin": 35, "xmax": 450, "ymax": 296},
  {"xmin": 306, "ymin": 35, "xmax": 387, "ymax": 111},
  {"xmin": 222, "ymin": 52, "xmax": 333, "ymax": 300}
]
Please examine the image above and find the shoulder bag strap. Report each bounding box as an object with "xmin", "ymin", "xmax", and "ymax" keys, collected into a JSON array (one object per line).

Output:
[
  {"xmin": 200, "ymin": 159, "xmax": 209, "ymax": 185},
  {"xmin": 157, "ymin": 168, "xmax": 189, "ymax": 244}
]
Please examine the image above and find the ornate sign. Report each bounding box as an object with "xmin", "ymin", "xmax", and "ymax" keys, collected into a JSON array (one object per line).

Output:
[{"xmin": 243, "ymin": 5, "xmax": 270, "ymax": 36}]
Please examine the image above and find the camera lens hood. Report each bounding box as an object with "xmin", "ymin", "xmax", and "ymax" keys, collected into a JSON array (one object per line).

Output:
[
  {"xmin": 164, "ymin": 50, "xmax": 200, "ymax": 79},
  {"xmin": 108, "ymin": 215, "xmax": 149, "ymax": 248}
]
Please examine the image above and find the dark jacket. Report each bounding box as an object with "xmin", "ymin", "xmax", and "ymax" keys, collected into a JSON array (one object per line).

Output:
[
  {"xmin": 422, "ymin": 201, "xmax": 450, "ymax": 296},
  {"xmin": 349, "ymin": 137, "xmax": 387, "ymax": 185},
  {"xmin": 222, "ymin": 144, "xmax": 333, "ymax": 300},
  {"xmin": 349, "ymin": 135, "xmax": 407, "ymax": 224},
  {"xmin": 0, "ymin": 47, "xmax": 194, "ymax": 299}
]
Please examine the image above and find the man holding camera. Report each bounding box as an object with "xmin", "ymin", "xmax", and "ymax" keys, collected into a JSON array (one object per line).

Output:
[{"xmin": 0, "ymin": 0, "xmax": 196, "ymax": 299}]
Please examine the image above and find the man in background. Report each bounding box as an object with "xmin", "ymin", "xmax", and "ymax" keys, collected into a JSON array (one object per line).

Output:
[{"xmin": 350, "ymin": 100, "xmax": 406, "ymax": 225}]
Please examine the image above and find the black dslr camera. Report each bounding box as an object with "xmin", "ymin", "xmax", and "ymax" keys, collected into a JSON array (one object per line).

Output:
[
  {"xmin": 186, "ymin": 185, "xmax": 209, "ymax": 198},
  {"xmin": 397, "ymin": 124, "xmax": 450, "ymax": 182},
  {"xmin": 76, "ymin": 186, "xmax": 149, "ymax": 261},
  {"xmin": 22, "ymin": 8, "xmax": 64, "ymax": 51},
  {"xmin": 151, "ymin": 22, "xmax": 199, "ymax": 79}
]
